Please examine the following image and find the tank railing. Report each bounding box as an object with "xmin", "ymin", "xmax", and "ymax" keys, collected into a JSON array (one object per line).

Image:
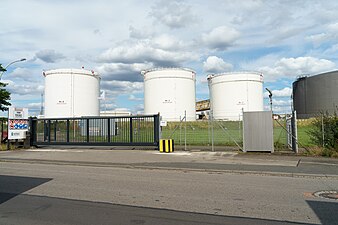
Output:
[
  {"xmin": 141, "ymin": 67, "xmax": 196, "ymax": 75},
  {"xmin": 207, "ymin": 71, "xmax": 263, "ymax": 77}
]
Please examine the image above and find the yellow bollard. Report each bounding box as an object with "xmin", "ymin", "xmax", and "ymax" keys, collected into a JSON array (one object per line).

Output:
[{"xmin": 159, "ymin": 139, "xmax": 174, "ymax": 153}]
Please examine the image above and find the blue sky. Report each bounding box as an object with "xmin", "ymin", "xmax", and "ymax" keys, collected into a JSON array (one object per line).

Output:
[{"xmin": 1, "ymin": 0, "xmax": 338, "ymax": 116}]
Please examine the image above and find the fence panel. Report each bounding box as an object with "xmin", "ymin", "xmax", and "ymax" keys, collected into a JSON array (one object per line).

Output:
[
  {"xmin": 161, "ymin": 118, "xmax": 243, "ymax": 150},
  {"xmin": 31, "ymin": 115, "xmax": 159, "ymax": 147}
]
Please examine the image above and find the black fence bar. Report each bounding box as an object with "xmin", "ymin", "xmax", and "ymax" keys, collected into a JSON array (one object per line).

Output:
[
  {"xmin": 86, "ymin": 118, "xmax": 90, "ymax": 143},
  {"xmin": 30, "ymin": 114, "xmax": 160, "ymax": 147},
  {"xmin": 48, "ymin": 120, "xmax": 51, "ymax": 143},
  {"xmin": 66, "ymin": 119, "xmax": 70, "ymax": 142},
  {"xmin": 154, "ymin": 114, "xmax": 160, "ymax": 145},
  {"xmin": 54, "ymin": 120, "xmax": 57, "ymax": 142},
  {"xmin": 129, "ymin": 117, "xmax": 133, "ymax": 143},
  {"xmin": 107, "ymin": 118, "xmax": 111, "ymax": 143}
]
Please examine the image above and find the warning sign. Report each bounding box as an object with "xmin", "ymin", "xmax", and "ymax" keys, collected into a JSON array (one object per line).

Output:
[{"xmin": 8, "ymin": 107, "xmax": 29, "ymax": 139}]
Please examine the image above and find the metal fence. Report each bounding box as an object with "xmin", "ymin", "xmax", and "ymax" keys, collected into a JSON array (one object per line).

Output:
[
  {"xmin": 161, "ymin": 113, "xmax": 243, "ymax": 151},
  {"xmin": 1, "ymin": 112, "xmax": 326, "ymax": 151},
  {"xmin": 160, "ymin": 113, "xmax": 297, "ymax": 151},
  {"xmin": 30, "ymin": 114, "xmax": 160, "ymax": 147},
  {"xmin": 273, "ymin": 115, "xmax": 289, "ymax": 150}
]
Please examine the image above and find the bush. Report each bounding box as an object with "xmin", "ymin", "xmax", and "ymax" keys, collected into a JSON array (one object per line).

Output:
[{"xmin": 308, "ymin": 111, "xmax": 338, "ymax": 151}]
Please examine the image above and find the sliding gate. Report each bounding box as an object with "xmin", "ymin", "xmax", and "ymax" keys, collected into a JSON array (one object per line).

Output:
[{"xmin": 30, "ymin": 114, "xmax": 160, "ymax": 147}]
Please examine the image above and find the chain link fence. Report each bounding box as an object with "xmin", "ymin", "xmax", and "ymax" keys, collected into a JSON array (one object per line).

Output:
[
  {"xmin": 160, "ymin": 113, "xmax": 243, "ymax": 151},
  {"xmin": 273, "ymin": 114, "xmax": 289, "ymax": 151},
  {"xmin": 160, "ymin": 113, "xmax": 303, "ymax": 151}
]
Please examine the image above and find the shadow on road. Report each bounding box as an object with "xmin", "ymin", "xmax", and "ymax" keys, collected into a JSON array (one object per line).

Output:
[
  {"xmin": 0, "ymin": 175, "xmax": 52, "ymax": 204},
  {"xmin": 307, "ymin": 200, "xmax": 338, "ymax": 225},
  {"xmin": 0, "ymin": 193, "xmax": 314, "ymax": 225}
]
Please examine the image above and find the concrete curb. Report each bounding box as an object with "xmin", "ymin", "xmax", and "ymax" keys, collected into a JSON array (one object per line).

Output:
[{"xmin": 1, "ymin": 158, "xmax": 338, "ymax": 180}]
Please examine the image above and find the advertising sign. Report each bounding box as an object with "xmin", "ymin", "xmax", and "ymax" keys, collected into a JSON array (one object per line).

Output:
[{"xmin": 8, "ymin": 107, "xmax": 29, "ymax": 139}]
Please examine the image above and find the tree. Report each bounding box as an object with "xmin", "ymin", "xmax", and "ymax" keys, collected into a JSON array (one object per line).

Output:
[
  {"xmin": 308, "ymin": 111, "xmax": 338, "ymax": 156},
  {"xmin": 0, "ymin": 64, "xmax": 6, "ymax": 72},
  {"xmin": 0, "ymin": 82, "xmax": 11, "ymax": 111}
]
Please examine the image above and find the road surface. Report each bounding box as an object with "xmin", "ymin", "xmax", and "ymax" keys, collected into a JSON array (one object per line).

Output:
[{"xmin": 0, "ymin": 149, "xmax": 337, "ymax": 224}]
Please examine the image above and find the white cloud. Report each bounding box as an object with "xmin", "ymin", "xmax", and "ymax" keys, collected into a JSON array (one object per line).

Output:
[
  {"xmin": 152, "ymin": 34, "xmax": 184, "ymax": 51},
  {"xmin": 203, "ymin": 56, "xmax": 233, "ymax": 73},
  {"xmin": 264, "ymin": 87, "xmax": 292, "ymax": 98},
  {"xmin": 5, "ymin": 80, "xmax": 43, "ymax": 96},
  {"xmin": 6, "ymin": 67, "xmax": 35, "ymax": 82},
  {"xmin": 129, "ymin": 26, "xmax": 154, "ymax": 39},
  {"xmin": 258, "ymin": 57, "xmax": 336, "ymax": 81},
  {"xmin": 128, "ymin": 94, "xmax": 143, "ymax": 101},
  {"xmin": 264, "ymin": 105, "xmax": 290, "ymax": 113},
  {"xmin": 273, "ymin": 87, "xmax": 292, "ymax": 97},
  {"xmin": 272, "ymin": 99, "xmax": 292, "ymax": 106},
  {"xmin": 323, "ymin": 43, "xmax": 338, "ymax": 55},
  {"xmin": 98, "ymin": 39, "xmax": 196, "ymax": 67},
  {"xmin": 306, "ymin": 33, "xmax": 329, "ymax": 46},
  {"xmin": 201, "ymin": 26, "xmax": 240, "ymax": 50},
  {"xmin": 35, "ymin": 49, "xmax": 65, "ymax": 63},
  {"xmin": 28, "ymin": 102, "xmax": 41, "ymax": 108},
  {"xmin": 328, "ymin": 22, "xmax": 338, "ymax": 32},
  {"xmin": 306, "ymin": 22, "xmax": 338, "ymax": 47},
  {"xmin": 97, "ymin": 62, "xmax": 152, "ymax": 82},
  {"xmin": 101, "ymin": 80, "xmax": 143, "ymax": 96},
  {"xmin": 133, "ymin": 104, "xmax": 144, "ymax": 114},
  {"xmin": 150, "ymin": 0, "xmax": 197, "ymax": 29},
  {"xmin": 100, "ymin": 103, "xmax": 118, "ymax": 111}
]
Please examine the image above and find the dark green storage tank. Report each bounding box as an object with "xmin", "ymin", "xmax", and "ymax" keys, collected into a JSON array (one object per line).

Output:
[{"xmin": 292, "ymin": 71, "xmax": 338, "ymax": 119}]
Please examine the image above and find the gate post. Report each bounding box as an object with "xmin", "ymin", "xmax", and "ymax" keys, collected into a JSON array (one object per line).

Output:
[
  {"xmin": 291, "ymin": 110, "xmax": 298, "ymax": 153},
  {"xmin": 47, "ymin": 120, "xmax": 51, "ymax": 143},
  {"xmin": 154, "ymin": 113, "xmax": 160, "ymax": 148},
  {"xmin": 28, "ymin": 117, "xmax": 37, "ymax": 147}
]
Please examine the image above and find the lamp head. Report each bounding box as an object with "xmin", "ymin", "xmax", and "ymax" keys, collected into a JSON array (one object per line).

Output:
[{"xmin": 265, "ymin": 88, "xmax": 272, "ymax": 98}]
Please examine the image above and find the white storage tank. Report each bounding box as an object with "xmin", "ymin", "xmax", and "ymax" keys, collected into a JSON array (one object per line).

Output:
[
  {"xmin": 207, "ymin": 72, "xmax": 264, "ymax": 120},
  {"xmin": 142, "ymin": 68, "xmax": 196, "ymax": 121},
  {"xmin": 44, "ymin": 68, "xmax": 100, "ymax": 118}
]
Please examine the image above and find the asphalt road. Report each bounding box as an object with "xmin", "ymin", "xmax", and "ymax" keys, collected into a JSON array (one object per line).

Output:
[
  {"xmin": 1, "ymin": 189, "xmax": 307, "ymax": 225},
  {"xmin": 0, "ymin": 149, "xmax": 338, "ymax": 225}
]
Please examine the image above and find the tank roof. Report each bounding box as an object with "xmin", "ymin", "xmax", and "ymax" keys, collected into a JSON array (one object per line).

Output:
[
  {"xmin": 207, "ymin": 71, "xmax": 263, "ymax": 80},
  {"xmin": 141, "ymin": 67, "xmax": 196, "ymax": 75},
  {"xmin": 43, "ymin": 68, "xmax": 100, "ymax": 78},
  {"xmin": 294, "ymin": 70, "xmax": 338, "ymax": 82}
]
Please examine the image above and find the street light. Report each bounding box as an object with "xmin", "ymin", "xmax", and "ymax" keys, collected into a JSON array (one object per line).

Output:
[
  {"xmin": 0, "ymin": 58, "xmax": 26, "ymax": 80},
  {"xmin": 266, "ymin": 88, "xmax": 273, "ymax": 112}
]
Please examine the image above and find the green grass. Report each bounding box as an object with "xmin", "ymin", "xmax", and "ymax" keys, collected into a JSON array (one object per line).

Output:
[
  {"xmin": 161, "ymin": 119, "xmax": 316, "ymax": 148},
  {"xmin": 297, "ymin": 125, "xmax": 315, "ymax": 147},
  {"xmin": 161, "ymin": 121, "xmax": 243, "ymax": 146}
]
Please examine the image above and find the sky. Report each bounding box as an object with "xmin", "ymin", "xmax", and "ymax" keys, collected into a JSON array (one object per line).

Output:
[{"xmin": 1, "ymin": 0, "xmax": 338, "ymax": 116}]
